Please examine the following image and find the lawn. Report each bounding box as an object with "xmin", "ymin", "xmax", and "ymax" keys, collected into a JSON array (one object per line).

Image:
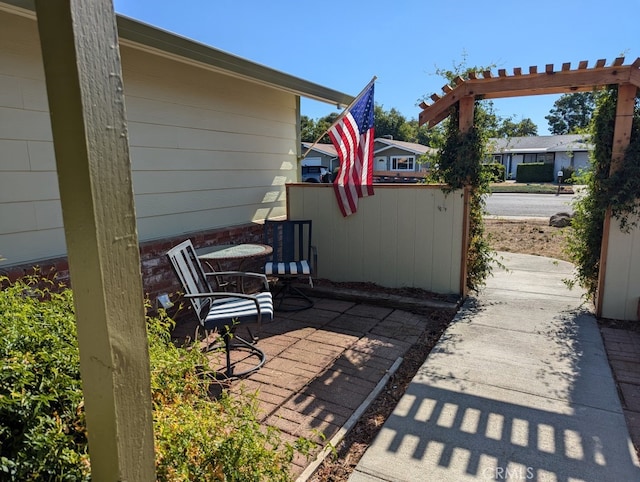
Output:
[{"xmin": 490, "ymin": 182, "xmax": 574, "ymax": 194}]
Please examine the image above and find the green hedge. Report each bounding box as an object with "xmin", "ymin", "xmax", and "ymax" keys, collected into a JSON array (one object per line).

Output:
[
  {"xmin": 516, "ymin": 162, "xmax": 555, "ymax": 183},
  {"xmin": 0, "ymin": 274, "xmax": 310, "ymax": 481}
]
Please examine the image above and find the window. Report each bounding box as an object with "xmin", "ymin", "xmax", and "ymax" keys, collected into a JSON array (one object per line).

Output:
[
  {"xmin": 524, "ymin": 153, "xmax": 554, "ymax": 163},
  {"xmin": 493, "ymin": 155, "xmax": 503, "ymax": 163},
  {"xmin": 539, "ymin": 153, "xmax": 555, "ymax": 163},
  {"xmin": 391, "ymin": 156, "xmax": 414, "ymax": 171}
]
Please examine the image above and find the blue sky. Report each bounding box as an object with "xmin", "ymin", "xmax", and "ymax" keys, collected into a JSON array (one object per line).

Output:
[{"xmin": 113, "ymin": 0, "xmax": 638, "ymax": 135}]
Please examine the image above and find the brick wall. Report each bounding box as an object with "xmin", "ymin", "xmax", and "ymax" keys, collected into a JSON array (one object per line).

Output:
[
  {"xmin": 0, "ymin": 256, "xmax": 71, "ymax": 287},
  {"xmin": 1, "ymin": 222, "xmax": 265, "ymax": 309},
  {"xmin": 139, "ymin": 223, "xmax": 266, "ymax": 306}
]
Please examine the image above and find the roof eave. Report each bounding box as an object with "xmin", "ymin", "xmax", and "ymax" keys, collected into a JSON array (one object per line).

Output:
[
  {"xmin": 374, "ymin": 143, "xmax": 428, "ymax": 156},
  {"xmin": 301, "ymin": 143, "xmax": 337, "ymax": 156},
  {"xmin": 116, "ymin": 16, "xmax": 354, "ymax": 105},
  {"xmin": 0, "ymin": 0, "xmax": 354, "ymax": 107}
]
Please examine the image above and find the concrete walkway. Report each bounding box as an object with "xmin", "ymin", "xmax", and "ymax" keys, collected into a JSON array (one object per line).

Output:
[{"xmin": 350, "ymin": 252, "xmax": 640, "ymax": 482}]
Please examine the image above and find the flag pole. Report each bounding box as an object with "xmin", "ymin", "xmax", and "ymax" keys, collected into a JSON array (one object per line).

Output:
[{"xmin": 299, "ymin": 76, "xmax": 377, "ymax": 162}]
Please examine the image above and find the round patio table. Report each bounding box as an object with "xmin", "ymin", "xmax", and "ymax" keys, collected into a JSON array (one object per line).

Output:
[
  {"xmin": 196, "ymin": 243, "xmax": 272, "ymax": 267},
  {"xmin": 196, "ymin": 243, "xmax": 273, "ymax": 292}
]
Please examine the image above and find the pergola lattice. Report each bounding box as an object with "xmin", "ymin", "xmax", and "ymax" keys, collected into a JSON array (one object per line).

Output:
[{"xmin": 418, "ymin": 57, "xmax": 640, "ymax": 128}]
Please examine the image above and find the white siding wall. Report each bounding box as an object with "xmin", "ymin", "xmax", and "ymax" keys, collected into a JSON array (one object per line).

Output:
[
  {"xmin": 601, "ymin": 216, "xmax": 640, "ymax": 321},
  {"xmin": 573, "ymin": 151, "xmax": 590, "ymax": 172},
  {"xmin": 287, "ymin": 184, "xmax": 464, "ymax": 294},
  {"xmin": 0, "ymin": 10, "xmax": 298, "ymax": 267},
  {"xmin": 554, "ymin": 152, "xmax": 572, "ymax": 174},
  {"xmin": 0, "ymin": 10, "xmax": 64, "ymax": 265},
  {"xmin": 510, "ymin": 154, "xmax": 523, "ymax": 179},
  {"xmin": 554, "ymin": 151, "xmax": 590, "ymax": 177}
]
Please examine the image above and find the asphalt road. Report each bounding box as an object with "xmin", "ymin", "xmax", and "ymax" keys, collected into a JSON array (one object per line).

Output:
[{"xmin": 485, "ymin": 193, "xmax": 575, "ymax": 218}]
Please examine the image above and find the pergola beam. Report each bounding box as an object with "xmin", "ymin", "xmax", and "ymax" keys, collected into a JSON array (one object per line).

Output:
[{"xmin": 419, "ymin": 58, "xmax": 640, "ymax": 127}]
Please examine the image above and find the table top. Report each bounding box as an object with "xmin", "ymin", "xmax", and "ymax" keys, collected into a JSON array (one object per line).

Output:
[{"xmin": 196, "ymin": 243, "xmax": 273, "ymax": 261}]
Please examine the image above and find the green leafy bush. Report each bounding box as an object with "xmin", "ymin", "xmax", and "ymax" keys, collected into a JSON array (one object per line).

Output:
[
  {"xmin": 433, "ymin": 102, "xmax": 497, "ymax": 291},
  {"xmin": 482, "ymin": 162, "xmax": 506, "ymax": 183},
  {"xmin": 515, "ymin": 162, "xmax": 555, "ymax": 183},
  {"xmin": 149, "ymin": 309, "xmax": 311, "ymax": 482},
  {"xmin": 560, "ymin": 166, "xmax": 575, "ymax": 184},
  {"xmin": 0, "ymin": 273, "xmax": 89, "ymax": 481},
  {"xmin": 0, "ymin": 274, "xmax": 310, "ymax": 481},
  {"xmin": 565, "ymin": 87, "xmax": 640, "ymax": 299}
]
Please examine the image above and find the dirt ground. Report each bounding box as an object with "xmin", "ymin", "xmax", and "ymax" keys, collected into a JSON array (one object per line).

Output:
[
  {"xmin": 308, "ymin": 218, "xmax": 571, "ymax": 481},
  {"xmin": 484, "ymin": 218, "xmax": 571, "ymax": 262}
]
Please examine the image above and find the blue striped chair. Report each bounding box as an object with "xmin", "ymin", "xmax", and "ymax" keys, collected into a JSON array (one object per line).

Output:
[
  {"xmin": 166, "ymin": 239, "xmax": 273, "ymax": 379},
  {"xmin": 263, "ymin": 220, "xmax": 317, "ymax": 311}
]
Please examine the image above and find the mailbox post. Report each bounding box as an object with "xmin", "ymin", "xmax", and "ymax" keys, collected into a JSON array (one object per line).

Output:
[{"xmin": 557, "ymin": 170, "xmax": 564, "ymax": 195}]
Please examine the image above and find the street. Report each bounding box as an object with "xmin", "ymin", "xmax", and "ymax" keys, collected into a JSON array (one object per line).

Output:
[{"xmin": 485, "ymin": 193, "xmax": 575, "ymax": 218}]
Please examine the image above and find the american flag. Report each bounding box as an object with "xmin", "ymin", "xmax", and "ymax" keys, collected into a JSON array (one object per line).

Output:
[{"xmin": 329, "ymin": 82, "xmax": 375, "ymax": 217}]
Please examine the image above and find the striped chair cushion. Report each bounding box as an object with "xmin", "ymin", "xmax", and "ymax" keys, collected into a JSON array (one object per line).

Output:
[
  {"xmin": 204, "ymin": 292, "xmax": 274, "ymax": 330},
  {"xmin": 265, "ymin": 260, "xmax": 311, "ymax": 276}
]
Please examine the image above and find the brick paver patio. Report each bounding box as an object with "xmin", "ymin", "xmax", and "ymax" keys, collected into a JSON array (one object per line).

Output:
[
  {"xmin": 172, "ymin": 293, "xmax": 452, "ymax": 479},
  {"xmin": 601, "ymin": 327, "xmax": 640, "ymax": 454}
]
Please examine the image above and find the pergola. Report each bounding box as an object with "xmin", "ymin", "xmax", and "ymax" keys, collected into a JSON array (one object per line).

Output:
[{"xmin": 418, "ymin": 57, "xmax": 640, "ymax": 315}]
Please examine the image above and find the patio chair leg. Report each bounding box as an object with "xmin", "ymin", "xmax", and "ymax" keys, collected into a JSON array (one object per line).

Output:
[
  {"xmin": 224, "ymin": 334, "xmax": 233, "ymax": 378},
  {"xmin": 272, "ymin": 281, "xmax": 314, "ymax": 312},
  {"xmin": 246, "ymin": 326, "xmax": 259, "ymax": 344},
  {"xmin": 200, "ymin": 328, "xmax": 266, "ymax": 380},
  {"xmin": 210, "ymin": 332, "xmax": 266, "ymax": 380}
]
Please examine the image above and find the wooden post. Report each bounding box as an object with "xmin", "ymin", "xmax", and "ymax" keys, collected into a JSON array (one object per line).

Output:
[
  {"xmin": 34, "ymin": 1, "xmax": 156, "ymax": 480},
  {"xmin": 458, "ymin": 96, "xmax": 475, "ymax": 296},
  {"xmin": 596, "ymin": 83, "xmax": 638, "ymax": 317},
  {"xmin": 458, "ymin": 96, "xmax": 475, "ymax": 134}
]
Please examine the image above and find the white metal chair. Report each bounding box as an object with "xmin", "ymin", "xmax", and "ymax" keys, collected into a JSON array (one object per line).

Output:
[{"xmin": 166, "ymin": 239, "xmax": 273, "ymax": 379}]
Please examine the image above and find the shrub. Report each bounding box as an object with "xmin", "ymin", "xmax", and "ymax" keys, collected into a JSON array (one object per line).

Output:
[
  {"xmin": 516, "ymin": 162, "xmax": 555, "ymax": 183},
  {"xmin": 0, "ymin": 273, "xmax": 89, "ymax": 481},
  {"xmin": 482, "ymin": 162, "xmax": 506, "ymax": 183},
  {"xmin": 565, "ymin": 86, "xmax": 640, "ymax": 299},
  {"xmin": 560, "ymin": 166, "xmax": 575, "ymax": 184},
  {"xmin": 0, "ymin": 274, "xmax": 310, "ymax": 481},
  {"xmin": 149, "ymin": 309, "xmax": 311, "ymax": 481},
  {"xmin": 433, "ymin": 101, "xmax": 497, "ymax": 291}
]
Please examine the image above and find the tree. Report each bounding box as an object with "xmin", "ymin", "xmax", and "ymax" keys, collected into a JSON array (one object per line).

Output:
[
  {"xmin": 303, "ymin": 105, "xmax": 433, "ymax": 145},
  {"xmin": 414, "ymin": 121, "xmax": 443, "ymax": 146},
  {"xmin": 545, "ymin": 92, "xmax": 596, "ymax": 134},
  {"xmin": 374, "ymin": 105, "xmax": 407, "ymax": 140},
  {"xmin": 495, "ymin": 117, "xmax": 538, "ymax": 137},
  {"xmin": 300, "ymin": 115, "xmax": 316, "ymax": 142},
  {"xmin": 300, "ymin": 113, "xmax": 340, "ymax": 143}
]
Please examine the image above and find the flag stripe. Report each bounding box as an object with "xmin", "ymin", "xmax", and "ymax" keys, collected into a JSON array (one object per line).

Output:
[
  {"xmin": 329, "ymin": 83, "xmax": 375, "ymax": 217},
  {"xmin": 360, "ymin": 130, "xmax": 374, "ymax": 195}
]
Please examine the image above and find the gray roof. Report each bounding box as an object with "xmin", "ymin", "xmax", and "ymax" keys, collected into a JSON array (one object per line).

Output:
[
  {"xmin": 490, "ymin": 135, "xmax": 592, "ymax": 154},
  {"xmin": 374, "ymin": 138, "xmax": 436, "ymax": 156},
  {"xmin": 0, "ymin": 0, "xmax": 354, "ymax": 107},
  {"xmin": 301, "ymin": 142, "xmax": 338, "ymax": 157}
]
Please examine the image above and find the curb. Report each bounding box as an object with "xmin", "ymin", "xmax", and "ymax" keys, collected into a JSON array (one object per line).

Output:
[
  {"xmin": 296, "ymin": 284, "xmax": 460, "ymax": 313},
  {"xmin": 295, "ymin": 356, "xmax": 404, "ymax": 482}
]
